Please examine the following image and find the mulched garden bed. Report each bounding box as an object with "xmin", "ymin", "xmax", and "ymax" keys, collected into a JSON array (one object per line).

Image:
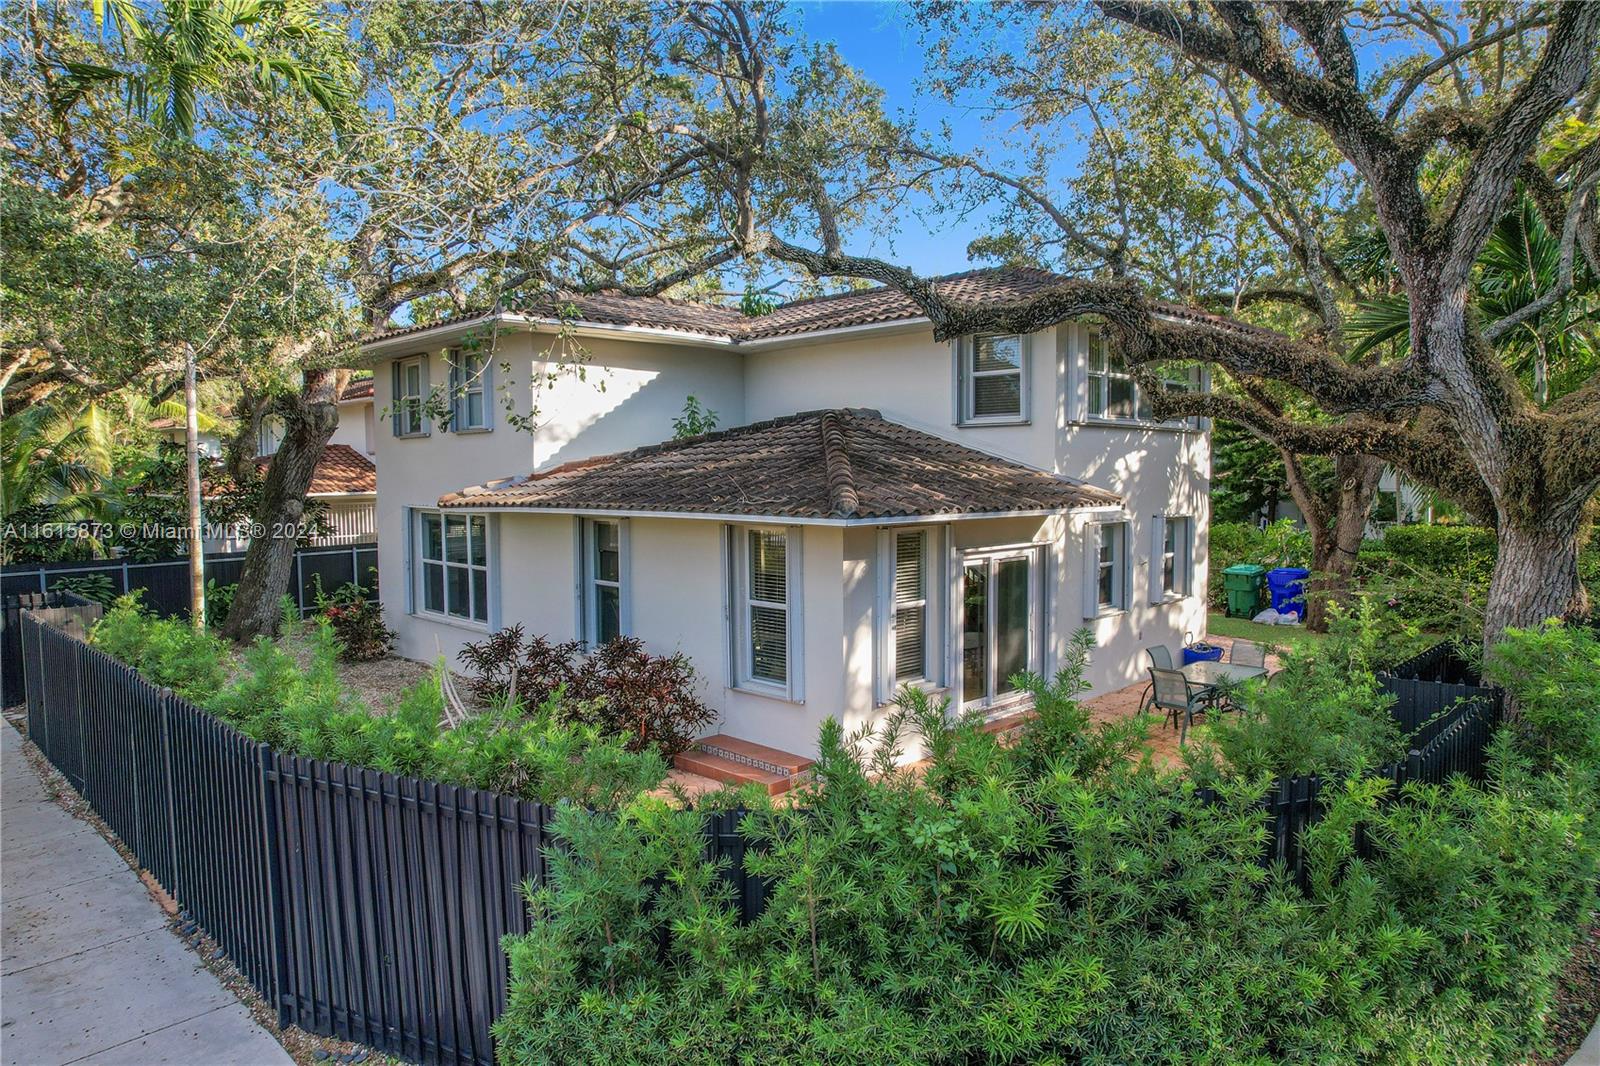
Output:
[{"xmin": 1533, "ymin": 917, "xmax": 1600, "ymax": 1065}]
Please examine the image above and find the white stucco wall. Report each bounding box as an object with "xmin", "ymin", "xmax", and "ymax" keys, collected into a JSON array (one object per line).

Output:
[{"xmin": 366, "ymin": 315, "xmax": 1211, "ymax": 757}]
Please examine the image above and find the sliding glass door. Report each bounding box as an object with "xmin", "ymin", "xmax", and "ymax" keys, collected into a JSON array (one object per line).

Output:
[{"xmin": 961, "ymin": 550, "xmax": 1037, "ymax": 709}]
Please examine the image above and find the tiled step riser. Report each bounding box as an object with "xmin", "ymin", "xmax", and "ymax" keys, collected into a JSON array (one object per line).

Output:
[{"xmin": 695, "ymin": 744, "xmax": 798, "ymax": 778}]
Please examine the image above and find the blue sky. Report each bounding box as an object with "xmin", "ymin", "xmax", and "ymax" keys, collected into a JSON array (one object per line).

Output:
[{"xmin": 792, "ymin": 2, "xmax": 994, "ymax": 276}]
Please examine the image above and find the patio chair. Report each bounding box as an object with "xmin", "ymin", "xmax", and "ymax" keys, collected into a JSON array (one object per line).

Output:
[
  {"xmin": 1229, "ymin": 639, "xmax": 1268, "ymax": 669},
  {"xmin": 1137, "ymin": 645, "xmax": 1176, "ymax": 713},
  {"xmin": 1149, "ymin": 666, "xmax": 1212, "ymax": 744}
]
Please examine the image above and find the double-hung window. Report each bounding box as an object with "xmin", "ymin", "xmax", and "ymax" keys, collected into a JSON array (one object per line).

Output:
[
  {"xmin": 1085, "ymin": 331, "xmax": 1202, "ymax": 424},
  {"xmin": 1152, "ymin": 515, "xmax": 1192, "ymax": 601},
  {"xmin": 960, "ymin": 547, "xmax": 1039, "ymax": 709},
  {"xmin": 958, "ymin": 334, "xmax": 1029, "ymax": 423},
  {"xmin": 449, "ymin": 349, "xmax": 490, "ymax": 431},
  {"xmin": 1084, "ymin": 520, "xmax": 1128, "ymax": 616},
  {"xmin": 393, "ymin": 356, "xmax": 428, "ymax": 437},
  {"xmin": 581, "ymin": 518, "xmax": 626, "ymax": 646},
  {"xmin": 256, "ymin": 415, "xmax": 283, "ymax": 457},
  {"xmin": 416, "ymin": 510, "xmax": 490, "ymax": 624},
  {"xmin": 731, "ymin": 527, "xmax": 802, "ymax": 698}
]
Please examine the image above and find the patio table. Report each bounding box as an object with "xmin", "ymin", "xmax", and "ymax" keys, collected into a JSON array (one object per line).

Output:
[{"xmin": 1179, "ymin": 660, "xmax": 1267, "ymax": 694}]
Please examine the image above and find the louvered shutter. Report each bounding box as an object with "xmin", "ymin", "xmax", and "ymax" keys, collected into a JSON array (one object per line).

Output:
[{"xmin": 1149, "ymin": 515, "xmax": 1167, "ymax": 604}]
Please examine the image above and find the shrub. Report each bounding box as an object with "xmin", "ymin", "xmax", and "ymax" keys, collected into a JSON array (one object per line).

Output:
[
  {"xmin": 1484, "ymin": 621, "xmax": 1600, "ymax": 771},
  {"xmin": 497, "ymin": 627, "xmax": 1600, "ymax": 1065},
  {"xmin": 90, "ymin": 594, "xmax": 228, "ymax": 703},
  {"xmin": 1207, "ymin": 519, "xmax": 1311, "ymax": 610},
  {"xmin": 96, "ymin": 599, "xmax": 666, "ymax": 808},
  {"xmin": 314, "ymin": 581, "xmax": 395, "ymax": 662},
  {"xmin": 1187, "ymin": 601, "xmax": 1407, "ymax": 783},
  {"xmin": 459, "ymin": 626, "xmax": 714, "ymax": 756}
]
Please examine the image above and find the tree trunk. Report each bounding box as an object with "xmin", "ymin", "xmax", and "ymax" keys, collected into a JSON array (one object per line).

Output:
[
  {"xmin": 184, "ymin": 345, "xmax": 206, "ymax": 631},
  {"xmin": 1483, "ymin": 513, "xmax": 1590, "ymax": 651},
  {"xmin": 1303, "ymin": 455, "xmax": 1385, "ymax": 632},
  {"xmin": 220, "ymin": 368, "xmax": 348, "ymax": 643}
]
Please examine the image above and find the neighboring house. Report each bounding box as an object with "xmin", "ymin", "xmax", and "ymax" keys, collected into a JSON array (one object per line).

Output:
[
  {"xmin": 358, "ymin": 266, "xmax": 1216, "ymax": 778},
  {"xmin": 159, "ymin": 378, "xmax": 380, "ymax": 550}
]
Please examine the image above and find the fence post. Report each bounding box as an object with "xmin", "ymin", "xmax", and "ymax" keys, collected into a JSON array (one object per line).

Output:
[
  {"xmin": 257, "ymin": 743, "xmax": 291, "ymax": 1027},
  {"xmin": 1404, "ymin": 748, "xmax": 1422, "ymax": 788},
  {"xmin": 160, "ymin": 691, "xmax": 181, "ymax": 899}
]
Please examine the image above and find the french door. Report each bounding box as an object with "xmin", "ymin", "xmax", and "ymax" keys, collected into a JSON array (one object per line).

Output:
[{"xmin": 960, "ymin": 549, "xmax": 1038, "ymax": 710}]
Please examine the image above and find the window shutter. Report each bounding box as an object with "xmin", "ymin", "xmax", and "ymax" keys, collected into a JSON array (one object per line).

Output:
[
  {"xmin": 403, "ymin": 507, "xmax": 415, "ymax": 614},
  {"xmin": 1149, "ymin": 515, "xmax": 1167, "ymax": 604},
  {"xmin": 482, "ymin": 356, "xmax": 495, "ymax": 430},
  {"xmin": 951, "ymin": 337, "xmax": 967, "ymax": 425},
  {"xmin": 1182, "ymin": 518, "xmax": 1195, "ymax": 596},
  {"xmin": 1082, "ymin": 525, "xmax": 1099, "ymax": 620},
  {"xmin": 1020, "ymin": 333, "xmax": 1034, "ymax": 421},
  {"xmin": 390, "ymin": 361, "xmax": 403, "ymax": 436},
  {"xmin": 419, "ymin": 353, "xmax": 432, "ymax": 436},
  {"xmin": 447, "ymin": 352, "xmax": 460, "ymax": 432}
]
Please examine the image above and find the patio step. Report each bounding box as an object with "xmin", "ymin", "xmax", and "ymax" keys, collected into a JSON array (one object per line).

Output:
[{"xmin": 673, "ymin": 735, "xmax": 814, "ymax": 796}]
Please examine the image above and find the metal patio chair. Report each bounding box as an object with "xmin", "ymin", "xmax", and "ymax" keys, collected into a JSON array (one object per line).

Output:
[
  {"xmin": 1149, "ymin": 665, "xmax": 1212, "ymax": 744},
  {"xmin": 1137, "ymin": 645, "xmax": 1175, "ymax": 713},
  {"xmin": 1229, "ymin": 639, "xmax": 1268, "ymax": 669}
]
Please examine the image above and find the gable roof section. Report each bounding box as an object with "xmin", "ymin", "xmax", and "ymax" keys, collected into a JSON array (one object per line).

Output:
[
  {"xmin": 359, "ymin": 266, "xmax": 1277, "ymax": 348},
  {"xmin": 257, "ymin": 444, "xmax": 375, "ymax": 496},
  {"xmin": 437, "ymin": 409, "xmax": 1121, "ymax": 523}
]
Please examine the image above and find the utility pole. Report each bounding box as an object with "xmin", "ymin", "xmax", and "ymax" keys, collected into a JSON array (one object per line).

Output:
[{"xmin": 184, "ymin": 344, "xmax": 206, "ymax": 630}]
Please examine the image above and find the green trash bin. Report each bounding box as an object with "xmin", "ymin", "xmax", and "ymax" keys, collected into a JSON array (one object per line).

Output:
[{"xmin": 1222, "ymin": 564, "xmax": 1268, "ymax": 619}]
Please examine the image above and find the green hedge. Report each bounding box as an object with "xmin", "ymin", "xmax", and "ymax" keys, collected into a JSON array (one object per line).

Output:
[{"xmin": 495, "ymin": 626, "xmax": 1600, "ymax": 1066}]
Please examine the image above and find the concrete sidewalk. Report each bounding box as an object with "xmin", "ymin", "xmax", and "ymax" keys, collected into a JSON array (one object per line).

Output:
[{"xmin": 1, "ymin": 721, "xmax": 291, "ymax": 1066}]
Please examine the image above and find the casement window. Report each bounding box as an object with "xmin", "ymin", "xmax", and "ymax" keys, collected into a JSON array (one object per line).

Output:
[
  {"xmin": 959, "ymin": 547, "xmax": 1040, "ymax": 709},
  {"xmin": 878, "ymin": 529, "xmax": 941, "ymax": 701},
  {"xmin": 1151, "ymin": 515, "xmax": 1193, "ymax": 602},
  {"xmin": 414, "ymin": 509, "xmax": 490, "ymax": 624},
  {"xmin": 729, "ymin": 526, "xmax": 803, "ymax": 699},
  {"xmin": 580, "ymin": 518, "xmax": 627, "ymax": 646},
  {"xmin": 1085, "ymin": 330, "xmax": 1202, "ymax": 425},
  {"xmin": 448, "ymin": 349, "xmax": 491, "ymax": 431},
  {"xmin": 956, "ymin": 333, "xmax": 1030, "ymax": 424},
  {"xmin": 1082, "ymin": 519, "xmax": 1129, "ymax": 617},
  {"xmin": 392, "ymin": 355, "xmax": 429, "ymax": 437}
]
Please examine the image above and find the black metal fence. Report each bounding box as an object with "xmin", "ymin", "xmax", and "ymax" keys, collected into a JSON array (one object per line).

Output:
[
  {"xmin": 18, "ymin": 603, "xmax": 765, "ymax": 1066},
  {"xmin": 1, "ymin": 544, "xmax": 378, "ymax": 707},
  {"xmin": 18, "ymin": 601, "xmax": 1501, "ymax": 1065}
]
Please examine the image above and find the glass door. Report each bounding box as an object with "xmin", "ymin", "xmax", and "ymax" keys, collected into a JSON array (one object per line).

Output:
[{"xmin": 961, "ymin": 551, "xmax": 1036, "ymax": 709}]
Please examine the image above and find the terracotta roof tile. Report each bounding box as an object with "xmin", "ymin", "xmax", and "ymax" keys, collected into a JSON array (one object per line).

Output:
[
  {"xmin": 257, "ymin": 443, "xmax": 375, "ymax": 496},
  {"xmin": 359, "ymin": 266, "xmax": 1277, "ymax": 347},
  {"xmin": 438, "ymin": 409, "xmax": 1120, "ymax": 521},
  {"xmin": 340, "ymin": 377, "xmax": 374, "ymax": 401}
]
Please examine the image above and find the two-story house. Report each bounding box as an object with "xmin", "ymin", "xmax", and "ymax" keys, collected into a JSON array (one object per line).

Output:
[{"xmin": 357, "ymin": 267, "xmax": 1215, "ymax": 782}]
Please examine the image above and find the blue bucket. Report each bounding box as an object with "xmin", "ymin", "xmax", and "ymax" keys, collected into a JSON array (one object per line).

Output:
[{"xmin": 1182, "ymin": 642, "xmax": 1224, "ymax": 665}]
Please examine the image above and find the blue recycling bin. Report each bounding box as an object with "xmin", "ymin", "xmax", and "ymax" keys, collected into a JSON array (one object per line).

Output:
[
  {"xmin": 1182, "ymin": 642, "xmax": 1224, "ymax": 666},
  {"xmin": 1267, "ymin": 567, "xmax": 1310, "ymax": 614}
]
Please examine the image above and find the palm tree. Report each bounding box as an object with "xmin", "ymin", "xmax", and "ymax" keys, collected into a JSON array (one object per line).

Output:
[
  {"xmin": 55, "ymin": 0, "xmax": 352, "ymax": 622},
  {"xmin": 58, "ymin": 0, "xmax": 352, "ymax": 139},
  {"xmin": 1347, "ymin": 195, "xmax": 1599, "ymax": 406}
]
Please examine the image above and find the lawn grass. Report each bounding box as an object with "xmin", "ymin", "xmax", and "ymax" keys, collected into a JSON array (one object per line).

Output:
[{"xmin": 1206, "ymin": 612, "xmax": 1329, "ymax": 656}]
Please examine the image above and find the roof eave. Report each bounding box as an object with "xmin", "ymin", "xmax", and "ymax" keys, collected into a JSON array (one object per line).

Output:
[{"xmin": 429, "ymin": 501, "xmax": 1120, "ymax": 525}]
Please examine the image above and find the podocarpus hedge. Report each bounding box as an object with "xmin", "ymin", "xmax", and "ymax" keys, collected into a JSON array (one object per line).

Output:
[{"xmin": 495, "ymin": 623, "xmax": 1600, "ymax": 1066}]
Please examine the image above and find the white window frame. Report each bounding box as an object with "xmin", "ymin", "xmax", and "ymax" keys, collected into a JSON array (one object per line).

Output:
[
  {"xmin": 256, "ymin": 415, "xmax": 283, "ymax": 457},
  {"xmin": 957, "ymin": 544, "xmax": 1043, "ymax": 713},
  {"xmin": 579, "ymin": 518, "xmax": 629, "ymax": 647},
  {"xmin": 1084, "ymin": 329, "xmax": 1202, "ymax": 427},
  {"xmin": 1150, "ymin": 514, "xmax": 1194, "ymax": 603},
  {"xmin": 448, "ymin": 348, "xmax": 492, "ymax": 432},
  {"xmin": 728, "ymin": 525, "xmax": 805, "ymax": 702},
  {"xmin": 393, "ymin": 355, "xmax": 429, "ymax": 438},
  {"xmin": 411, "ymin": 508, "xmax": 494, "ymax": 627},
  {"xmin": 955, "ymin": 333, "xmax": 1031, "ymax": 425},
  {"xmin": 876, "ymin": 527, "xmax": 943, "ymax": 704},
  {"xmin": 1083, "ymin": 518, "xmax": 1131, "ymax": 618}
]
